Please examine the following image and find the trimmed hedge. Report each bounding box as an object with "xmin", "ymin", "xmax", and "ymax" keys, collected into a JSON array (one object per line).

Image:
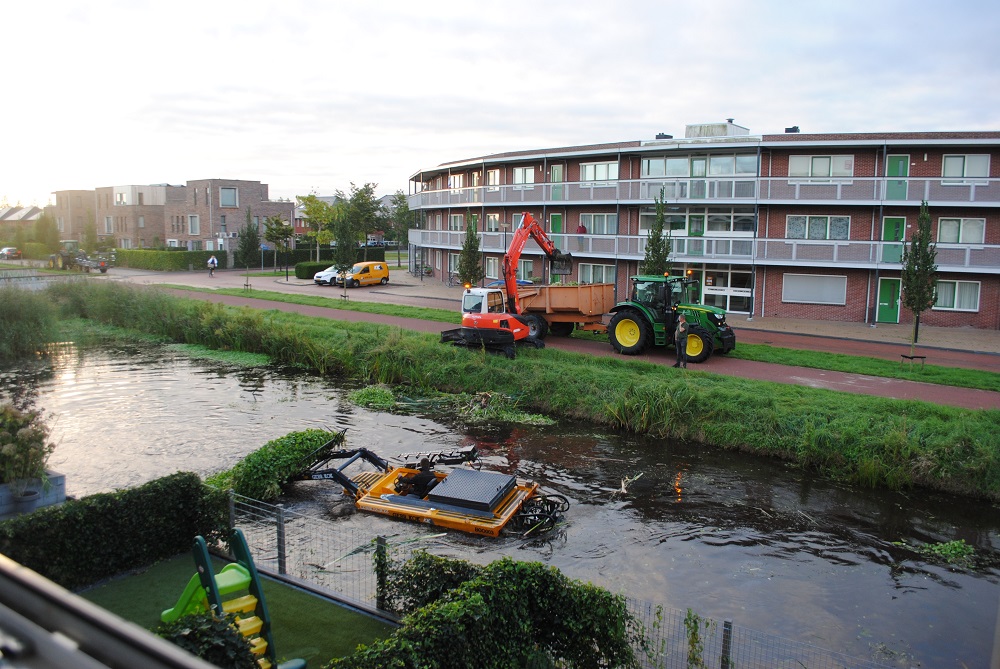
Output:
[
  {"xmin": 0, "ymin": 472, "xmax": 228, "ymax": 590},
  {"xmin": 116, "ymin": 249, "xmax": 228, "ymax": 272}
]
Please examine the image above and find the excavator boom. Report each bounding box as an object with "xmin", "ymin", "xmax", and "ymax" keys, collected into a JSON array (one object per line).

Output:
[{"xmin": 502, "ymin": 212, "xmax": 572, "ymax": 313}]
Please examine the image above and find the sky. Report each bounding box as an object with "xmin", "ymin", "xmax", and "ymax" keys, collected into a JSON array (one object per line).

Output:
[{"xmin": 3, "ymin": 0, "xmax": 999, "ymax": 207}]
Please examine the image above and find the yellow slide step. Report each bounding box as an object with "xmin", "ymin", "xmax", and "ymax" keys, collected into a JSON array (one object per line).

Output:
[
  {"xmin": 236, "ymin": 615, "xmax": 263, "ymax": 636},
  {"xmin": 249, "ymin": 636, "xmax": 268, "ymax": 656},
  {"xmin": 222, "ymin": 594, "xmax": 258, "ymax": 615},
  {"xmin": 257, "ymin": 659, "xmax": 272, "ymax": 669}
]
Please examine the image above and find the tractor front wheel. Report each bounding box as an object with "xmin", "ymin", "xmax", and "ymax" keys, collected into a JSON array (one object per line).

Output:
[
  {"xmin": 684, "ymin": 326, "xmax": 715, "ymax": 363},
  {"xmin": 608, "ymin": 310, "xmax": 651, "ymax": 355}
]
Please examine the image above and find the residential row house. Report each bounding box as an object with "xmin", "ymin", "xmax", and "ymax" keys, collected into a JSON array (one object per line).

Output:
[
  {"xmin": 47, "ymin": 179, "xmax": 294, "ymax": 253},
  {"xmin": 406, "ymin": 122, "xmax": 1000, "ymax": 330}
]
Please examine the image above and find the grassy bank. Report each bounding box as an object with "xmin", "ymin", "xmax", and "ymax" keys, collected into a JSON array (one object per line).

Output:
[
  {"xmin": 165, "ymin": 285, "xmax": 1000, "ymax": 392},
  {"xmin": 7, "ymin": 281, "xmax": 1000, "ymax": 501}
]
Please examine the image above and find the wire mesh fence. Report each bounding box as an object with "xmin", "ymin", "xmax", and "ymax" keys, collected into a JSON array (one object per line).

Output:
[{"xmin": 229, "ymin": 492, "xmax": 893, "ymax": 669}]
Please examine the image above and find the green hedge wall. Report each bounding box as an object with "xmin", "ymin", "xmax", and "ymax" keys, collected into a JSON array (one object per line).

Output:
[
  {"xmin": 0, "ymin": 472, "xmax": 228, "ymax": 590},
  {"xmin": 117, "ymin": 249, "xmax": 228, "ymax": 272}
]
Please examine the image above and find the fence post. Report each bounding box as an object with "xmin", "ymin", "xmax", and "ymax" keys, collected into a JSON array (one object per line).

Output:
[
  {"xmin": 721, "ymin": 620, "xmax": 733, "ymax": 669},
  {"xmin": 276, "ymin": 503, "xmax": 287, "ymax": 575},
  {"xmin": 227, "ymin": 489, "xmax": 235, "ymax": 532},
  {"xmin": 375, "ymin": 536, "xmax": 388, "ymax": 611}
]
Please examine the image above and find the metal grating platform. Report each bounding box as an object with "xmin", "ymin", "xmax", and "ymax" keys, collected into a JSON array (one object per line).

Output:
[{"xmin": 428, "ymin": 468, "xmax": 516, "ymax": 512}]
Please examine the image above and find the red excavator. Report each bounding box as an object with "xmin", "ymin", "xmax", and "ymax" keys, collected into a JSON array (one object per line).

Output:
[{"xmin": 441, "ymin": 212, "xmax": 572, "ymax": 358}]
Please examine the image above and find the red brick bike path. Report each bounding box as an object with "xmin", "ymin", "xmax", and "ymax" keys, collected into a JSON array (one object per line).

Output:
[{"xmin": 163, "ymin": 289, "xmax": 1000, "ymax": 411}]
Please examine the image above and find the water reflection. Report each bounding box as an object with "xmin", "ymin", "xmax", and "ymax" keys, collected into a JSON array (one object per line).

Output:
[{"xmin": 2, "ymin": 345, "xmax": 999, "ymax": 667}]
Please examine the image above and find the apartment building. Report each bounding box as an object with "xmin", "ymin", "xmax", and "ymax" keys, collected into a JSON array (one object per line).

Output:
[
  {"xmin": 50, "ymin": 179, "xmax": 293, "ymax": 251},
  {"xmin": 407, "ymin": 122, "xmax": 1000, "ymax": 330}
]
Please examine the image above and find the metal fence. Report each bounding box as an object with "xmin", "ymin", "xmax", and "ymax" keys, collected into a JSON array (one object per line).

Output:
[{"xmin": 230, "ymin": 493, "xmax": 893, "ymax": 669}]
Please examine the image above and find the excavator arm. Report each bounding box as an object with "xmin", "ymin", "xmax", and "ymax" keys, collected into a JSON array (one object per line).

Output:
[{"xmin": 501, "ymin": 212, "xmax": 572, "ymax": 314}]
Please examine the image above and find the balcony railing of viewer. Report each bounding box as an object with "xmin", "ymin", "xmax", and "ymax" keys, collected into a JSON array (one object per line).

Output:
[
  {"xmin": 407, "ymin": 228, "xmax": 1000, "ymax": 274},
  {"xmin": 408, "ymin": 177, "xmax": 1000, "ymax": 207}
]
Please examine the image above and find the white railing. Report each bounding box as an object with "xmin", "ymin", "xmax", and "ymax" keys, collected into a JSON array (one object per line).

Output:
[
  {"xmin": 408, "ymin": 176, "xmax": 1000, "ymax": 208},
  {"xmin": 407, "ymin": 228, "xmax": 1000, "ymax": 272}
]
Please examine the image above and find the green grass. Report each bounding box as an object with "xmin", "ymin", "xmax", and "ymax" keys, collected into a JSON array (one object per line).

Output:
[
  {"xmin": 165, "ymin": 285, "xmax": 1000, "ymax": 393},
  {"xmin": 79, "ymin": 554, "xmax": 394, "ymax": 666}
]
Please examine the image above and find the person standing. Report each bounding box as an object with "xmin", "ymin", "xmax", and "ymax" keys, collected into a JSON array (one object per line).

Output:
[
  {"xmin": 673, "ymin": 313, "xmax": 689, "ymax": 368},
  {"xmin": 207, "ymin": 255, "xmax": 218, "ymax": 277}
]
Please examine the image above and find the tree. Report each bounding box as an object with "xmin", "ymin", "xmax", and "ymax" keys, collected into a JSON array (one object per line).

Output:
[
  {"xmin": 82, "ymin": 216, "xmax": 99, "ymax": 254},
  {"xmin": 263, "ymin": 215, "xmax": 292, "ymax": 271},
  {"xmin": 339, "ymin": 183, "xmax": 382, "ymax": 259},
  {"xmin": 457, "ymin": 210, "xmax": 485, "ymax": 286},
  {"xmin": 387, "ymin": 190, "xmax": 411, "ymax": 267},
  {"xmin": 234, "ymin": 207, "xmax": 262, "ymax": 269},
  {"xmin": 640, "ymin": 187, "xmax": 672, "ymax": 276},
  {"xmin": 33, "ymin": 213, "xmax": 60, "ymax": 251},
  {"xmin": 330, "ymin": 214, "xmax": 358, "ymax": 298},
  {"xmin": 296, "ymin": 194, "xmax": 340, "ymax": 261},
  {"xmin": 901, "ymin": 200, "xmax": 938, "ymax": 348}
]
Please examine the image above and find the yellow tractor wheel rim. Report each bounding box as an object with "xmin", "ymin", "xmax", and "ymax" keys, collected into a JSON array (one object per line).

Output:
[
  {"xmin": 614, "ymin": 319, "xmax": 641, "ymax": 348},
  {"xmin": 686, "ymin": 335, "xmax": 704, "ymax": 357}
]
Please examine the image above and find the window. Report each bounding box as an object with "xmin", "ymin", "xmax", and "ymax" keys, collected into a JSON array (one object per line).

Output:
[
  {"xmin": 220, "ymin": 187, "xmax": 238, "ymax": 207},
  {"xmin": 138, "ymin": 215, "xmax": 145, "ymax": 229},
  {"xmin": 104, "ymin": 216, "xmax": 113, "ymax": 234},
  {"xmin": 115, "ymin": 192, "xmax": 127, "ymax": 205},
  {"xmin": 938, "ymin": 218, "xmax": 985, "ymax": 244},
  {"xmin": 581, "ymin": 162, "xmax": 619, "ymax": 182},
  {"xmin": 513, "ymin": 167, "xmax": 534, "ymax": 189},
  {"xmin": 485, "ymin": 256, "xmax": 499, "ymax": 279},
  {"xmin": 220, "ymin": 215, "xmax": 227, "ymax": 232},
  {"xmin": 516, "ymin": 259, "xmax": 533, "ymax": 281},
  {"xmin": 485, "ymin": 213, "xmax": 499, "ymax": 232},
  {"xmin": 449, "ymin": 214, "xmax": 463, "ymax": 231},
  {"xmin": 138, "ymin": 192, "xmax": 144, "ymax": 205},
  {"xmin": 448, "ymin": 174, "xmax": 464, "ymax": 190},
  {"xmin": 934, "ymin": 280, "xmax": 980, "ymax": 311},
  {"xmin": 642, "ymin": 154, "xmax": 757, "ymax": 178},
  {"xmin": 782, "ymin": 274, "xmax": 847, "ymax": 305},
  {"xmin": 579, "ymin": 263, "xmax": 614, "ymax": 284},
  {"xmin": 942, "ymin": 155, "xmax": 989, "ymax": 183},
  {"xmin": 448, "ymin": 253, "xmax": 460, "ymax": 273},
  {"xmin": 788, "ymin": 155, "xmax": 854, "ymax": 179},
  {"xmin": 786, "ymin": 215, "xmax": 850, "ymax": 240},
  {"xmin": 188, "ymin": 215, "xmax": 200, "ymax": 235},
  {"xmin": 579, "ymin": 213, "xmax": 617, "ymax": 235},
  {"xmin": 487, "ymin": 169, "xmax": 500, "ymax": 192}
]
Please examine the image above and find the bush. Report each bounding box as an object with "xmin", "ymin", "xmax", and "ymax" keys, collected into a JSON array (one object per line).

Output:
[
  {"xmin": 205, "ymin": 429, "xmax": 344, "ymax": 501},
  {"xmin": 115, "ymin": 249, "xmax": 227, "ymax": 272},
  {"xmin": 0, "ymin": 286, "xmax": 58, "ymax": 361},
  {"xmin": 0, "ymin": 472, "xmax": 228, "ymax": 589},
  {"xmin": 336, "ymin": 553, "xmax": 639, "ymax": 669},
  {"xmin": 157, "ymin": 612, "xmax": 259, "ymax": 669}
]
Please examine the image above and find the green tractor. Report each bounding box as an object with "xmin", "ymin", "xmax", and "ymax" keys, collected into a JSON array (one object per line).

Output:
[{"xmin": 608, "ymin": 274, "xmax": 736, "ymax": 363}]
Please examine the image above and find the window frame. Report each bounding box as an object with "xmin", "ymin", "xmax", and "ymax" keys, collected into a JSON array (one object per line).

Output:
[
  {"xmin": 486, "ymin": 169, "xmax": 500, "ymax": 192},
  {"xmin": 485, "ymin": 256, "xmax": 499, "ymax": 279},
  {"xmin": 578, "ymin": 263, "xmax": 615, "ymax": 284},
  {"xmin": 579, "ymin": 212, "xmax": 618, "ymax": 235},
  {"xmin": 781, "ymin": 273, "xmax": 848, "ymax": 305},
  {"xmin": 938, "ymin": 217, "xmax": 986, "ymax": 244},
  {"xmin": 580, "ymin": 161, "xmax": 619, "ymax": 184},
  {"xmin": 787, "ymin": 154, "xmax": 854, "ymax": 181},
  {"xmin": 219, "ymin": 187, "xmax": 238, "ymax": 208},
  {"xmin": 942, "ymin": 154, "xmax": 990, "ymax": 185},
  {"xmin": 786, "ymin": 215, "xmax": 850, "ymax": 241},
  {"xmin": 448, "ymin": 214, "xmax": 464, "ymax": 231},
  {"xmin": 933, "ymin": 280, "xmax": 980, "ymax": 312},
  {"xmin": 485, "ymin": 213, "xmax": 500, "ymax": 232},
  {"xmin": 512, "ymin": 167, "xmax": 534, "ymax": 190},
  {"xmin": 188, "ymin": 215, "xmax": 200, "ymax": 235}
]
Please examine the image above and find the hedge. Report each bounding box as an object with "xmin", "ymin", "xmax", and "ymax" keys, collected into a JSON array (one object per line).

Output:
[{"xmin": 116, "ymin": 249, "xmax": 228, "ymax": 272}]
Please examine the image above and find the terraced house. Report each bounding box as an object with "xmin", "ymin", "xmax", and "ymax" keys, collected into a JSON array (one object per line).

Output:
[{"xmin": 407, "ymin": 122, "xmax": 1000, "ymax": 330}]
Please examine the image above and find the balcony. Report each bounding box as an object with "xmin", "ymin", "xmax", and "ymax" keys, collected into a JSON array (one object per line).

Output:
[
  {"xmin": 408, "ymin": 177, "xmax": 1000, "ymax": 208},
  {"xmin": 407, "ymin": 228, "xmax": 1000, "ymax": 275}
]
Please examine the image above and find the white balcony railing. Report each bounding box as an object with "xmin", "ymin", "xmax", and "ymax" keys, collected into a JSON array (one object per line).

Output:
[
  {"xmin": 407, "ymin": 228, "xmax": 1000, "ymax": 274},
  {"xmin": 408, "ymin": 177, "xmax": 1000, "ymax": 208}
]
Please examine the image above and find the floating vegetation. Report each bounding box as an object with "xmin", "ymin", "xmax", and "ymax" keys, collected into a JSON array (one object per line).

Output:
[
  {"xmin": 349, "ymin": 385, "xmax": 396, "ymax": 411},
  {"xmin": 459, "ymin": 391, "xmax": 554, "ymax": 426},
  {"xmin": 919, "ymin": 539, "xmax": 975, "ymax": 565}
]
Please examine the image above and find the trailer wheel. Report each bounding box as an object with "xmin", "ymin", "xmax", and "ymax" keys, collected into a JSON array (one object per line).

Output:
[
  {"xmin": 548, "ymin": 322, "xmax": 574, "ymax": 337},
  {"xmin": 685, "ymin": 326, "xmax": 715, "ymax": 363},
  {"xmin": 609, "ymin": 310, "xmax": 651, "ymax": 355}
]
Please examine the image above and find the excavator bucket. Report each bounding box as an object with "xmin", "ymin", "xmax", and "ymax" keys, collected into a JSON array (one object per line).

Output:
[{"xmin": 550, "ymin": 252, "xmax": 573, "ymax": 275}]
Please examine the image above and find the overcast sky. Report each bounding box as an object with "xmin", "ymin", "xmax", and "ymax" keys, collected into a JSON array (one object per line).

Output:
[{"xmin": 3, "ymin": 0, "xmax": 998, "ymax": 207}]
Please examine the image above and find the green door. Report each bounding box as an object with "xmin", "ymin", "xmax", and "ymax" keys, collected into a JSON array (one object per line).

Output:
[
  {"xmin": 550, "ymin": 213, "xmax": 563, "ymax": 234},
  {"xmin": 886, "ymin": 155, "xmax": 909, "ymax": 200},
  {"xmin": 881, "ymin": 217, "xmax": 905, "ymax": 263},
  {"xmin": 877, "ymin": 278, "xmax": 900, "ymax": 323},
  {"xmin": 550, "ymin": 165, "xmax": 564, "ymax": 201}
]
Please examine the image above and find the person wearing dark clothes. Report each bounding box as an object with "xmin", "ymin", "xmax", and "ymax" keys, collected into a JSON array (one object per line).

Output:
[
  {"xmin": 398, "ymin": 458, "xmax": 437, "ymax": 498},
  {"xmin": 673, "ymin": 313, "xmax": 689, "ymax": 368}
]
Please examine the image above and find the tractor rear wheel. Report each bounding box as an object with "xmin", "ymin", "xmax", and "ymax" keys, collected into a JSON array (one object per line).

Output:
[
  {"xmin": 608, "ymin": 310, "xmax": 651, "ymax": 355},
  {"xmin": 685, "ymin": 326, "xmax": 715, "ymax": 363}
]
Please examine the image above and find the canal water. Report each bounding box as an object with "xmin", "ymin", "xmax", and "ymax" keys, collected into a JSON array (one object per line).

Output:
[{"xmin": 2, "ymin": 344, "xmax": 998, "ymax": 668}]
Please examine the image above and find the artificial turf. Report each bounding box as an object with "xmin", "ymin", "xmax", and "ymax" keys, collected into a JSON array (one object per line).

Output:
[{"xmin": 79, "ymin": 553, "xmax": 395, "ymax": 667}]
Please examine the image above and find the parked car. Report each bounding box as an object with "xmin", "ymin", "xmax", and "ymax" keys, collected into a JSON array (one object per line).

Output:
[
  {"xmin": 315, "ymin": 261, "xmax": 389, "ymax": 288},
  {"xmin": 486, "ymin": 279, "xmax": 534, "ymax": 287},
  {"xmin": 0, "ymin": 247, "xmax": 22, "ymax": 260}
]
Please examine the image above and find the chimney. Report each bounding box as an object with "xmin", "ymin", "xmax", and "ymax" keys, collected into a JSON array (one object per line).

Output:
[
  {"xmin": 785, "ymin": 126, "xmax": 800, "ymax": 133},
  {"xmin": 655, "ymin": 133, "xmax": 673, "ymax": 140}
]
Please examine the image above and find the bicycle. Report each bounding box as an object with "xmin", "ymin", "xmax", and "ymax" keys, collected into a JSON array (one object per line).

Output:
[{"xmin": 447, "ymin": 272, "xmax": 461, "ymax": 287}]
